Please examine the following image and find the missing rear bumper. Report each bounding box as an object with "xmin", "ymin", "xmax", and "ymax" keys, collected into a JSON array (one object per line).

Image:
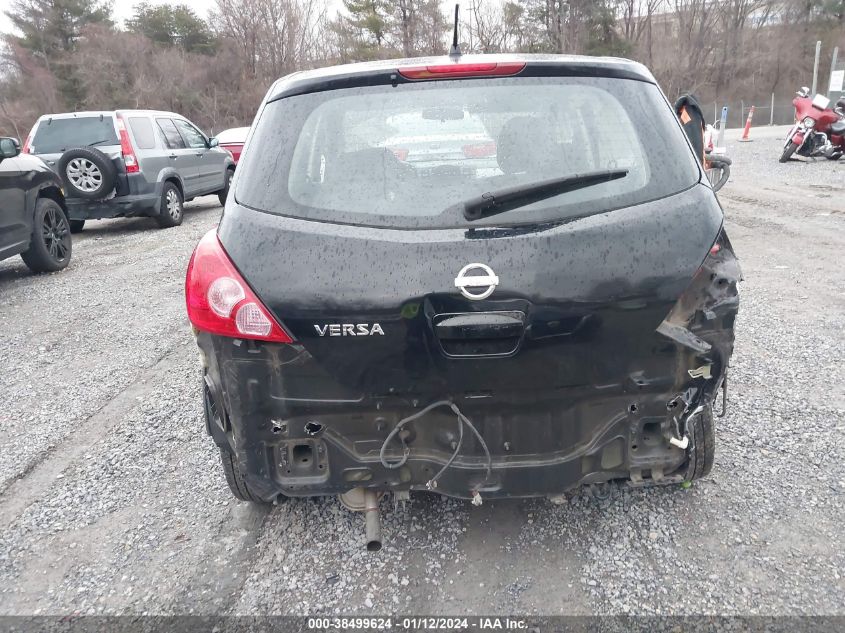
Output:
[{"xmin": 203, "ymin": 380, "xmax": 710, "ymax": 501}]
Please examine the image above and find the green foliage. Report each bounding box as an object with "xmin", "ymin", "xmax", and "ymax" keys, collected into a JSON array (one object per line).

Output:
[
  {"xmin": 126, "ymin": 3, "xmax": 217, "ymax": 55},
  {"xmin": 4, "ymin": 0, "xmax": 113, "ymax": 56},
  {"xmin": 3, "ymin": 0, "xmax": 113, "ymax": 109},
  {"xmin": 583, "ymin": 1, "xmax": 631, "ymax": 57},
  {"xmin": 340, "ymin": 0, "xmax": 391, "ymax": 56},
  {"xmin": 504, "ymin": 0, "xmax": 631, "ymax": 55},
  {"xmin": 332, "ymin": 0, "xmax": 447, "ymax": 61}
]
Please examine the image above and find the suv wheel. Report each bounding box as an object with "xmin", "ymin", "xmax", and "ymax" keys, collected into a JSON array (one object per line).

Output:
[
  {"xmin": 156, "ymin": 182, "xmax": 184, "ymax": 228},
  {"xmin": 218, "ymin": 168, "xmax": 234, "ymax": 206},
  {"xmin": 21, "ymin": 198, "xmax": 72, "ymax": 273},
  {"xmin": 683, "ymin": 405, "xmax": 715, "ymax": 481},
  {"xmin": 58, "ymin": 147, "xmax": 117, "ymax": 200}
]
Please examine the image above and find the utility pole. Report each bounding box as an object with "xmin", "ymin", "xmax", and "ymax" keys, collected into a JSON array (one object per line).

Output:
[
  {"xmin": 770, "ymin": 93, "xmax": 774, "ymax": 126},
  {"xmin": 811, "ymin": 40, "xmax": 822, "ymax": 95}
]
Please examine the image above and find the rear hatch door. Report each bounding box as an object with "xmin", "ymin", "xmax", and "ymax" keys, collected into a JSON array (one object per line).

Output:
[
  {"xmin": 30, "ymin": 114, "xmax": 122, "ymax": 179},
  {"xmin": 221, "ymin": 67, "xmax": 717, "ymax": 409}
]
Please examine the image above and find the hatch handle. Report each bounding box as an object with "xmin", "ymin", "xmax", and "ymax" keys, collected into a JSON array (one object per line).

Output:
[{"xmin": 435, "ymin": 312, "xmax": 525, "ymax": 340}]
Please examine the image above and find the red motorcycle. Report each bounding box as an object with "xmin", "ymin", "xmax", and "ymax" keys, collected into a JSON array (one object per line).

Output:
[{"xmin": 780, "ymin": 87, "xmax": 845, "ymax": 162}]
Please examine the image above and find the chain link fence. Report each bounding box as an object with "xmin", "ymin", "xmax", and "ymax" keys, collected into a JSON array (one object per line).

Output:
[{"xmin": 705, "ymin": 99, "xmax": 797, "ymax": 128}]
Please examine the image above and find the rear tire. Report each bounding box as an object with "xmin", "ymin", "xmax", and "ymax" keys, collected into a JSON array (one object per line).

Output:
[
  {"xmin": 219, "ymin": 449, "xmax": 274, "ymax": 504},
  {"xmin": 217, "ymin": 168, "xmax": 234, "ymax": 207},
  {"xmin": 155, "ymin": 181, "xmax": 183, "ymax": 228},
  {"xmin": 21, "ymin": 198, "xmax": 72, "ymax": 273},
  {"xmin": 779, "ymin": 141, "xmax": 799, "ymax": 163},
  {"xmin": 683, "ymin": 405, "xmax": 715, "ymax": 481},
  {"xmin": 203, "ymin": 387, "xmax": 279, "ymax": 505},
  {"xmin": 69, "ymin": 219, "xmax": 85, "ymax": 233}
]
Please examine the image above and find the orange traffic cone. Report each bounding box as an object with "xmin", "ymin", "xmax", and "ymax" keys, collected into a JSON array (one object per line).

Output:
[{"xmin": 739, "ymin": 106, "xmax": 755, "ymax": 142}]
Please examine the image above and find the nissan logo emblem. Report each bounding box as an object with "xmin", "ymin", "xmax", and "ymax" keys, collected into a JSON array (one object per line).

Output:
[{"xmin": 454, "ymin": 263, "xmax": 499, "ymax": 300}]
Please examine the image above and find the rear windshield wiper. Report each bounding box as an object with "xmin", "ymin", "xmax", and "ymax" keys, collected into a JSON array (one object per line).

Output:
[
  {"xmin": 87, "ymin": 139, "xmax": 115, "ymax": 147},
  {"xmin": 462, "ymin": 169, "xmax": 629, "ymax": 221}
]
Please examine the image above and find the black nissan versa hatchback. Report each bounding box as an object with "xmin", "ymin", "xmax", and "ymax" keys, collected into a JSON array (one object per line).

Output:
[{"xmin": 186, "ymin": 54, "xmax": 740, "ymax": 545}]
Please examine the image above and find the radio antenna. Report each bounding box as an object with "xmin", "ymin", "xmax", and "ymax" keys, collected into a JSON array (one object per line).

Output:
[{"xmin": 449, "ymin": 4, "xmax": 461, "ymax": 58}]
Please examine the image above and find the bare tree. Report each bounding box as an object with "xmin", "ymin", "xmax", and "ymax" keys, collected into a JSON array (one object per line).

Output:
[
  {"xmin": 212, "ymin": 0, "xmax": 326, "ymax": 78},
  {"xmin": 468, "ymin": 0, "xmax": 512, "ymax": 53},
  {"xmin": 619, "ymin": 0, "xmax": 661, "ymax": 50}
]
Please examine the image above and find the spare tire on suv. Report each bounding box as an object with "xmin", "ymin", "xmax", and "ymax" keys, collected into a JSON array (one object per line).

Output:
[{"xmin": 58, "ymin": 147, "xmax": 117, "ymax": 200}]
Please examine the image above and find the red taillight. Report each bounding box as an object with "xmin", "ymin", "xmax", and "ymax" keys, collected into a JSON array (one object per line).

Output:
[
  {"xmin": 389, "ymin": 147, "xmax": 409, "ymax": 161},
  {"xmin": 462, "ymin": 141, "xmax": 496, "ymax": 158},
  {"xmin": 185, "ymin": 230, "xmax": 293, "ymax": 343},
  {"xmin": 116, "ymin": 115, "xmax": 139, "ymax": 173},
  {"xmin": 22, "ymin": 130, "xmax": 33, "ymax": 154},
  {"xmin": 398, "ymin": 62, "xmax": 526, "ymax": 81}
]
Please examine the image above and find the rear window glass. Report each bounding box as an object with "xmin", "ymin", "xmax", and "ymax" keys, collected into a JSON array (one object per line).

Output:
[
  {"xmin": 128, "ymin": 117, "xmax": 156, "ymax": 149},
  {"xmin": 31, "ymin": 116, "xmax": 118, "ymax": 154},
  {"xmin": 235, "ymin": 76, "xmax": 700, "ymax": 229}
]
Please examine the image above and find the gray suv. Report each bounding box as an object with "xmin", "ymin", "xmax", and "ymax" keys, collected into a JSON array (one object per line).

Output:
[{"xmin": 23, "ymin": 110, "xmax": 235, "ymax": 231}]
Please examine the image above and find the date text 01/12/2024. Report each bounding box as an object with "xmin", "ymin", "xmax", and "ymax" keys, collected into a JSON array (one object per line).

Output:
[{"xmin": 306, "ymin": 617, "xmax": 529, "ymax": 630}]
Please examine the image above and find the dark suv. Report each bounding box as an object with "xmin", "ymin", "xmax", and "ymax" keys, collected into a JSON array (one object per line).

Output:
[
  {"xmin": 24, "ymin": 110, "xmax": 234, "ymax": 231},
  {"xmin": 0, "ymin": 137, "xmax": 71, "ymax": 273},
  {"xmin": 185, "ymin": 55, "xmax": 741, "ymax": 547}
]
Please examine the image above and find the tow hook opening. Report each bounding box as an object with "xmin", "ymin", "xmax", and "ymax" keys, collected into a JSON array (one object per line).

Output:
[{"xmin": 292, "ymin": 443, "xmax": 313, "ymax": 466}]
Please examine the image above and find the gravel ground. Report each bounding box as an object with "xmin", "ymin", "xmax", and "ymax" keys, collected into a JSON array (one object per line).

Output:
[{"xmin": 0, "ymin": 133, "xmax": 843, "ymax": 616}]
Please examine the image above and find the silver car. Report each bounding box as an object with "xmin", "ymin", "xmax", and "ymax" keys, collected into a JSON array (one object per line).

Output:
[
  {"xmin": 376, "ymin": 108, "xmax": 499, "ymax": 177},
  {"xmin": 23, "ymin": 110, "xmax": 235, "ymax": 232}
]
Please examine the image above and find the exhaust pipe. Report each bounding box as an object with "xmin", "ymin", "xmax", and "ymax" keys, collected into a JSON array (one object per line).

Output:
[{"xmin": 363, "ymin": 489, "xmax": 382, "ymax": 552}]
